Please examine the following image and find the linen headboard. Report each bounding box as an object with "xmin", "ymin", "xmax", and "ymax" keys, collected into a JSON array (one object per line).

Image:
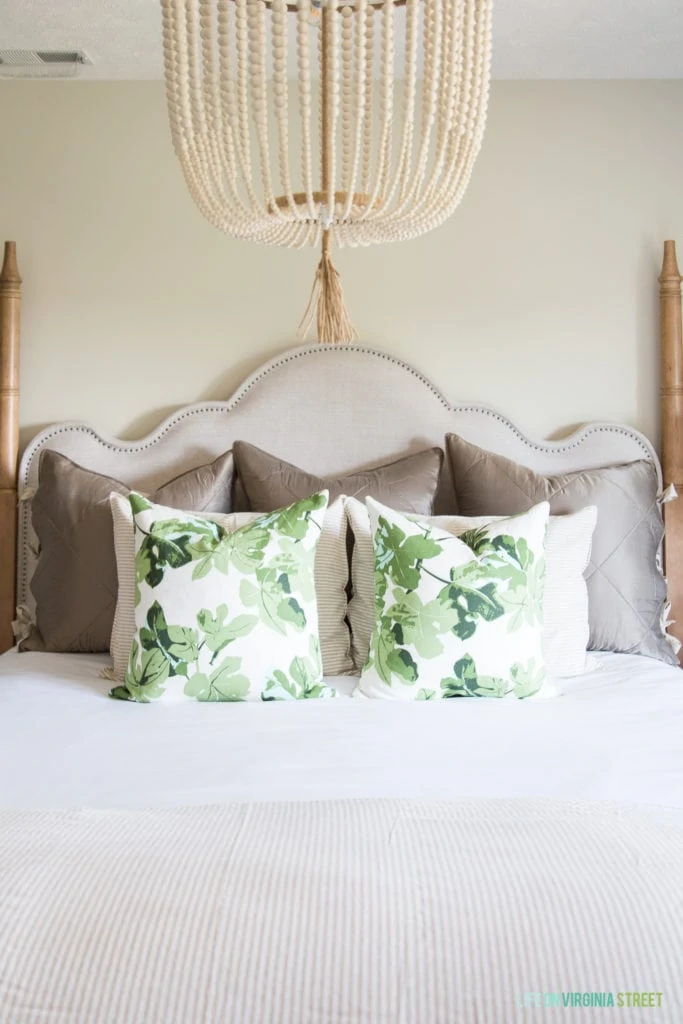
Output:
[{"xmin": 16, "ymin": 343, "xmax": 657, "ymax": 617}]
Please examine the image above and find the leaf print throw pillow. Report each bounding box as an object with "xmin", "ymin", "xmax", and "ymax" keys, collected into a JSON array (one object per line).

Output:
[
  {"xmin": 356, "ymin": 498, "xmax": 550, "ymax": 700},
  {"xmin": 112, "ymin": 491, "xmax": 336, "ymax": 702}
]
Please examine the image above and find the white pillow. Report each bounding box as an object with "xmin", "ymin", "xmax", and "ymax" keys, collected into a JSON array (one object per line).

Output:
[
  {"xmin": 346, "ymin": 498, "xmax": 597, "ymax": 678},
  {"xmin": 110, "ymin": 494, "xmax": 351, "ymax": 680}
]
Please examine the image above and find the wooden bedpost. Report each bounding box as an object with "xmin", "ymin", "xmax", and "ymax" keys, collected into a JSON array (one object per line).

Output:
[
  {"xmin": 660, "ymin": 240, "xmax": 683, "ymax": 660},
  {"xmin": 0, "ymin": 242, "xmax": 21, "ymax": 653}
]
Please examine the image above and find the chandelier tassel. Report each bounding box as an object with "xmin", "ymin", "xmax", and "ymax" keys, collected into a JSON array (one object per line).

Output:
[{"xmin": 297, "ymin": 231, "xmax": 358, "ymax": 344}]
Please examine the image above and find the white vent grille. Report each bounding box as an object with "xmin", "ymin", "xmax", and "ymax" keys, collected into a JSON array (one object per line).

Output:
[{"xmin": 0, "ymin": 49, "xmax": 91, "ymax": 77}]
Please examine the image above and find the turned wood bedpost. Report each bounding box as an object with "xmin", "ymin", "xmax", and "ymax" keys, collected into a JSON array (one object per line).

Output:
[
  {"xmin": 660, "ymin": 240, "xmax": 683, "ymax": 659},
  {"xmin": 0, "ymin": 242, "xmax": 21, "ymax": 653}
]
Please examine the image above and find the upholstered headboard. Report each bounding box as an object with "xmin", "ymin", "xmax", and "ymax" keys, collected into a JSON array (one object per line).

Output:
[{"xmin": 17, "ymin": 343, "xmax": 658, "ymax": 615}]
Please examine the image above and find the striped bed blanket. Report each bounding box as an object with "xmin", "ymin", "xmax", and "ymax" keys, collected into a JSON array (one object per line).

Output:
[{"xmin": 0, "ymin": 799, "xmax": 681, "ymax": 1023}]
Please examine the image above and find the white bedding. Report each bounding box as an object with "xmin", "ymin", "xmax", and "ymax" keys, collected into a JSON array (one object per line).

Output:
[
  {"xmin": 1, "ymin": 649, "xmax": 682, "ymax": 811},
  {"xmin": 2, "ymin": 650, "xmax": 683, "ymax": 1023}
]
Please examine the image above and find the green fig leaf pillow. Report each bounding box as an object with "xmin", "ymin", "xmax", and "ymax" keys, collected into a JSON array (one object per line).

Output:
[
  {"xmin": 112, "ymin": 491, "xmax": 336, "ymax": 703},
  {"xmin": 346, "ymin": 498, "xmax": 597, "ymax": 677},
  {"xmin": 109, "ymin": 495, "xmax": 350, "ymax": 680},
  {"xmin": 356, "ymin": 498, "xmax": 550, "ymax": 701}
]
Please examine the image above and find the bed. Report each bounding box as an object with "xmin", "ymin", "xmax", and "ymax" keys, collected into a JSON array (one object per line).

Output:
[{"xmin": 0, "ymin": 241, "xmax": 682, "ymax": 1022}]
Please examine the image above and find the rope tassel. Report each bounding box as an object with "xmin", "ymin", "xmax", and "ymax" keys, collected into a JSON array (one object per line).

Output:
[{"xmin": 298, "ymin": 237, "xmax": 358, "ymax": 345}]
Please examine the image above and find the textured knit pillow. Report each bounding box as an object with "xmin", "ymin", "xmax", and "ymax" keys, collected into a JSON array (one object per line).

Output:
[
  {"xmin": 233, "ymin": 441, "xmax": 443, "ymax": 515},
  {"xmin": 22, "ymin": 449, "xmax": 235, "ymax": 654},
  {"xmin": 346, "ymin": 499, "xmax": 597, "ymax": 677},
  {"xmin": 356, "ymin": 498, "xmax": 550, "ymax": 700},
  {"xmin": 112, "ymin": 492, "xmax": 335, "ymax": 703},
  {"xmin": 109, "ymin": 494, "xmax": 350, "ymax": 680},
  {"xmin": 445, "ymin": 434, "xmax": 677, "ymax": 665}
]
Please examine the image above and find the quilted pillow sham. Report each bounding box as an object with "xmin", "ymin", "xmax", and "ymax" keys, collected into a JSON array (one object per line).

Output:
[
  {"xmin": 111, "ymin": 492, "xmax": 336, "ymax": 703},
  {"xmin": 233, "ymin": 441, "xmax": 443, "ymax": 515},
  {"xmin": 346, "ymin": 499, "xmax": 597, "ymax": 677},
  {"xmin": 445, "ymin": 434, "xmax": 677, "ymax": 665},
  {"xmin": 21, "ymin": 449, "xmax": 234, "ymax": 654},
  {"xmin": 109, "ymin": 494, "xmax": 350, "ymax": 679},
  {"xmin": 356, "ymin": 499, "xmax": 550, "ymax": 700}
]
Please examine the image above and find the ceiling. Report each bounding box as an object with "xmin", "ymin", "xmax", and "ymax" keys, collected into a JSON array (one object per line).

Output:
[{"xmin": 2, "ymin": 0, "xmax": 683, "ymax": 81}]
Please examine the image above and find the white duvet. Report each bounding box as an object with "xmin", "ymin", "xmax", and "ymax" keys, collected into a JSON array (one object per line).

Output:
[{"xmin": 0, "ymin": 649, "xmax": 682, "ymax": 810}]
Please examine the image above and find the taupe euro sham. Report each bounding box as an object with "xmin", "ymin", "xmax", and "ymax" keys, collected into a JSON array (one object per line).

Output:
[
  {"xmin": 22, "ymin": 449, "xmax": 234, "ymax": 654},
  {"xmin": 445, "ymin": 434, "xmax": 677, "ymax": 665},
  {"xmin": 233, "ymin": 441, "xmax": 443, "ymax": 514}
]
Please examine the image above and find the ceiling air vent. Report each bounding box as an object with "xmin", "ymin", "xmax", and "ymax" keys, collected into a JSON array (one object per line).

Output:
[{"xmin": 0, "ymin": 49, "xmax": 91, "ymax": 78}]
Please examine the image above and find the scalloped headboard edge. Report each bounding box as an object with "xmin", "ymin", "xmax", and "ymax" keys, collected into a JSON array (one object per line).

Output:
[{"xmin": 17, "ymin": 343, "xmax": 658, "ymax": 613}]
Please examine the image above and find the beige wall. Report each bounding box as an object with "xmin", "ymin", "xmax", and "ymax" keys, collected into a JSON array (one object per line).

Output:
[{"xmin": 1, "ymin": 80, "xmax": 682, "ymax": 454}]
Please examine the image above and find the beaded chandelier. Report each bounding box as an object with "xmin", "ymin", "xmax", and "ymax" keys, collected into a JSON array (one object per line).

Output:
[{"xmin": 162, "ymin": 0, "xmax": 492, "ymax": 341}]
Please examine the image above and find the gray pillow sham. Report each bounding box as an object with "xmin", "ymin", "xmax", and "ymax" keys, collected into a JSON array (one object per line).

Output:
[
  {"xmin": 22, "ymin": 449, "xmax": 234, "ymax": 654},
  {"xmin": 233, "ymin": 441, "xmax": 443, "ymax": 514},
  {"xmin": 445, "ymin": 433, "xmax": 677, "ymax": 665}
]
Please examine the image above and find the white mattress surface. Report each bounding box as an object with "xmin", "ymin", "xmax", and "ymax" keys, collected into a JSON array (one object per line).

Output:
[{"xmin": 0, "ymin": 649, "xmax": 682, "ymax": 810}]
